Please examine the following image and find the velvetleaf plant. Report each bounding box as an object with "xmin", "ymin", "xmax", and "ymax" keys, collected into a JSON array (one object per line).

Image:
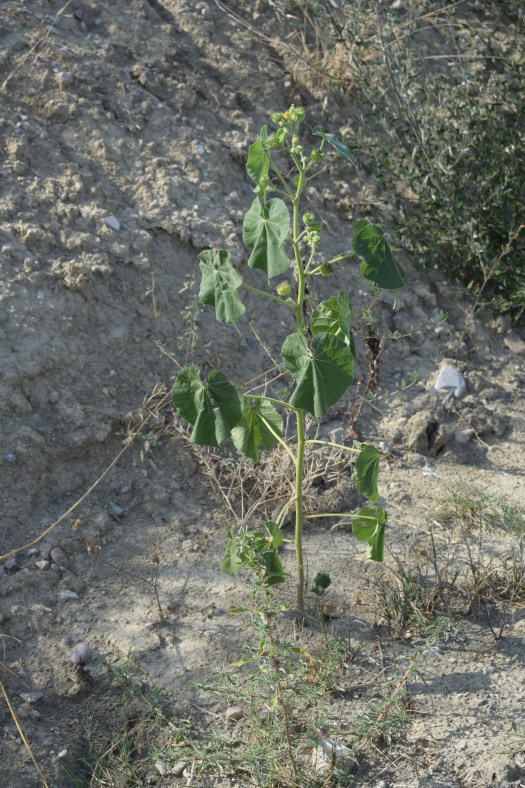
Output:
[{"xmin": 172, "ymin": 106, "xmax": 405, "ymax": 615}]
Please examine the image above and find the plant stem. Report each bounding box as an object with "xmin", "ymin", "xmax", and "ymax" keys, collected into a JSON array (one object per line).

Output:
[
  {"xmin": 305, "ymin": 439, "xmax": 360, "ymax": 454},
  {"xmin": 241, "ymin": 283, "xmax": 294, "ymax": 309},
  {"xmin": 263, "ymin": 588, "xmax": 299, "ymax": 786},
  {"xmin": 291, "ymin": 160, "xmax": 307, "ymax": 618},
  {"xmin": 295, "ymin": 411, "xmax": 306, "ymax": 617}
]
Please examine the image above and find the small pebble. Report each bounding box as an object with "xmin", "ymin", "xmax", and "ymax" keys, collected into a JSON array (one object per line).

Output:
[
  {"xmin": 503, "ymin": 335, "xmax": 525, "ymax": 355},
  {"xmin": 328, "ymin": 427, "xmax": 344, "ymax": 444},
  {"xmin": 4, "ymin": 453, "xmax": 16, "ymax": 463},
  {"xmin": 5, "ymin": 557, "xmax": 19, "ymax": 571},
  {"xmin": 20, "ymin": 691, "xmax": 43, "ymax": 704},
  {"xmin": 57, "ymin": 749, "xmax": 68, "ymax": 759},
  {"xmin": 225, "ymin": 706, "xmax": 243, "ymax": 721},
  {"xmin": 35, "ymin": 560, "xmax": 50, "ymax": 570},
  {"xmin": 104, "ymin": 215, "xmax": 120, "ymax": 230},
  {"xmin": 58, "ymin": 590, "xmax": 79, "ymax": 600},
  {"xmin": 71, "ymin": 642, "xmax": 91, "ymax": 663},
  {"xmin": 108, "ymin": 501, "xmax": 124, "ymax": 516},
  {"xmin": 56, "ymin": 70, "xmax": 73, "ymax": 89},
  {"xmin": 27, "ymin": 548, "xmax": 39, "ymax": 557},
  {"xmin": 119, "ymin": 482, "xmax": 132, "ymax": 495},
  {"xmin": 172, "ymin": 761, "xmax": 186, "ymax": 777},
  {"xmin": 50, "ymin": 546, "xmax": 68, "ymax": 567},
  {"xmin": 454, "ymin": 428, "xmax": 475, "ymax": 444},
  {"xmin": 155, "ymin": 761, "xmax": 168, "ymax": 776}
]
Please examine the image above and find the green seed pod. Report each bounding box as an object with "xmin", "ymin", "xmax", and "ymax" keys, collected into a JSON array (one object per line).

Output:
[
  {"xmin": 319, "ymin": 262, "xmax": 335, "ymax": 276},
  {"xmin": 276, "ymin": 281, "xmax": 291, "ymax": 297},
  {"xmin": 303, "ymin": 211, "xmax": 315, "ymax": 226}
]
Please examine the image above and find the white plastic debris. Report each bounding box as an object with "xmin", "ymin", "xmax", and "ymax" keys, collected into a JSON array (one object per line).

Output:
[{"xmin": 435, "ymin": 365, "xmax": 467, "ymax": 399}]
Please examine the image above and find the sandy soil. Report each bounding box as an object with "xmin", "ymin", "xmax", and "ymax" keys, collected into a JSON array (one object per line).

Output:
[{"xmin": 1, "ymin": 2, "xmax": 524, "ymax": 786}]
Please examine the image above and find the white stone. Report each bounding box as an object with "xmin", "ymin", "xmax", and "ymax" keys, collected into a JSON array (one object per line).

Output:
[
  {"xmin": 435, "ymin": 365, "xmax": 467, "ymax": 399},
  {"xmin": 312, "ymin": 738, "xmax": 355, "ymax": 774}
]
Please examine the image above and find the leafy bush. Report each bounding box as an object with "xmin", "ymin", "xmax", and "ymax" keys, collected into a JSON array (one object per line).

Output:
[{"xmin": 268, "ymin": 0, "xmax": 525, "ymax": 319}]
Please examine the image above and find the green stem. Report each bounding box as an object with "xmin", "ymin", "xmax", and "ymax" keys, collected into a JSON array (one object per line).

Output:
[
  {"xmin": 291, "ymin": 166, "xmax": 307, "ymax": 329},
  {"xmin": 257, "ymin": 414, "xmax": 297, "ymax": 464},
  {"xmin": 309, "ymin": 250, "xmax": 358, "ymax": 276},
  {"xmin": 295, "ymin": 409, "xmax": 305, "ymax": 617},
  {"xmin": 305, "ymin": 439, "xmax": 359, "ymax": 454},
  {"xmin": 246, "ymin": 393, "xmax": 297, "ymax": 411},
  {"xmin": 241, "ymin": 284, "xmax": 294, "ymax": 309},
  {"xmin": 269, "ymin": 159, "xmax": 293, "ymax": 199},
  {"xmin": 304, "ymin": 512, "xmax": 354, "ymax": 520}
]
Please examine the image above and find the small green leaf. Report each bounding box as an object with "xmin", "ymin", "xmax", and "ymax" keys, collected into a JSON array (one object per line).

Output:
[
  {"xmin": 312, "ymin": 571, "xmax": 331, "ymax": 596},
  {"xmin": 353, "ymin": 220, "xmax": 406, "ymax": 290},
  {"xmin": 314, "ymin": 129, "xmax": 356, "ymax": 163},
  {"xmin": 311, "ymin": 291, "xmax": 355, "ymax": 356},
  {"xmin": 265, "ymin": 521, "xmax": 284, "ymax": 549},
  {"xmin": 261, "ymin": 549, "xmax": 286, "ymax": 585},
  {"xmin": 171, "ymin": 368, "xmax": 243, "ymax": 447},
  {"xmin": 246, "ymin": 126, "xmax": 270, "ymax": 190},
  {"xmin": 243, "ymin": 198, "xmax": 290, "ymax": 278},
  {"xmin": 221, "ymin": 530, "xmax": 245, "ymax": 577},
  {"xmin": 231, "ymin": 398, "xmax": 283, "ymax": 461},
  {"xmin": 198, "ymin": 249, "xmax": 245, "ymax": 324},
  {"xmin": 231, "ymin": 657, "xmax": 253, "ymax": 667},
  {"xmin": 229, "ymin": 608, "xmax": 250, "ymax": 614},
  {"xmin": 352, "ymin": 505, "xmax": 387, "ymax": 562},
  {"xmin": 354, "ymin": 443, "xmax": 381, "ymax": 502},
  {"xmin": 281, "ymin": 332, "xmax": 354, "ymax": 418}
]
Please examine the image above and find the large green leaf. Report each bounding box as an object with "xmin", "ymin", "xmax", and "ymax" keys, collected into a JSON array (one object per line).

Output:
[
  {"xmin": 171, "ymin": 367, "xmax": 243, "ymax": 447},
  {"xmin": 243, "ymin": 198, "xmax": 290, "ymax": 278},
  {"xmin": 353, "ymin": 220, "xmax": 406, "ymax": 290},
  {"xmin": 281, "ymin": 332, "xmax": 354, "ymax": 418},
  {"xmin": 246, "ymin": 126, "xmax": 270, "ymax": 192},
  {"xmin": 311, "ymin": 291, "xmax": 355, "ymax": 357},
  {"xmin": 314, "ymin": 129, "xmax": 356, "ymax": 164},
  {"xmin": 231, "ymin": 398, "xmax": 283, "ymax": 461},
  {"xmin": 352, "ymin": 505, "xmax": 387, "ymax": 562},
  {"xmin": 198, "ymin": 249, "xmax": 245, "ymax": 324},
  {"xmin": 354, "ymin": 443, "xmax": 381, "ymax": 502}
]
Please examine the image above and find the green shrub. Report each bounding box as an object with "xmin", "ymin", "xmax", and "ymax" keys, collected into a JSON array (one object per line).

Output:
[{"xmin": 269, "ymin": 1, "xmax": 525, "ymax": 318}]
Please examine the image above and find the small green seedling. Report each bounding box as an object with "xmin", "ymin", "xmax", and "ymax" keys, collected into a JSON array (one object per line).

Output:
[{"xmin": 172, "ymin": 106, "xmax": 405, "ymax": 614}]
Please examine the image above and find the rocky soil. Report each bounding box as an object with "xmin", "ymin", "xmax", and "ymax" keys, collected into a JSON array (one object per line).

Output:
[{"xmin": 1, "ymin": 1, "xmax": 525, "ymax": 787}]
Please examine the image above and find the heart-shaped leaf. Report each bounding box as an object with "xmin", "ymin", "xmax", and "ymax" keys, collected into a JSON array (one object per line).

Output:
[
  {"xmin": 352, "ymin": 505, "xmax": 387, "ymax": 562},
  {"xmin": 171, "ymin": 367, "xmax": 243, "ymax": 447},
  {"xmin": 311, "ymin": 291, "xmax": 355, "ymax": 357},
  {"xmin": 353, "ymin": 220, "xmax": 406, "ymax": 290},
  {"xmin": 281, "ymin": 332, "xmax": 354, "ymax": 418},
  {"xmin": 354, "ymin": 443, "xmax": 381, "ymax": 502},
  {"xmin": 314, "ymin": 129, "xmax": 356, "ymax": 164},
  {"xmin": 243, "ymin": 198, "xmax": 290, "ymax": 278},
  {"xmin": 246, "ymin": 126, "xmax": 270, "ymax": 192},
  {"xmin": 231, "ymin": 398, "xmax": 283, "ymax": 461},
  {"xmin": 198, "ymin": 249, "xmax": 245, "ymax": 324}
]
